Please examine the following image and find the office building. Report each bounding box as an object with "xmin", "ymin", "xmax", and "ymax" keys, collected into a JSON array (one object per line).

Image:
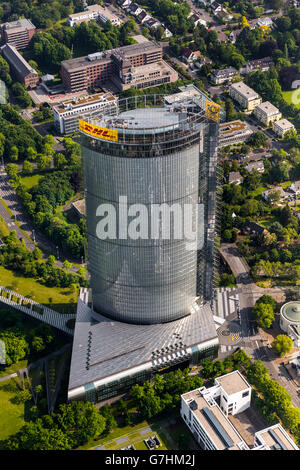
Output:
[
  {"xmin": 67, "ymin": 4, "xmax": 122, "ymax": 27},
  {"xmin": 181, "ymin": 370, "xmax": 298, "ymax": 450},
  {"xmin": 218, "ymin": 120, "xmax": 253, "ymax": 147},
  {"xmin": 273, "ymin": 118, "xmax": 295, "ymax": 137},
  {"xmin": 229, "ymin": 82, "xmax": 262, "ymax": 111},
  {"xmin": 53, "ymin": 92, "xmax": 118, "ymax": 134},
  {"xmin": 68, "ymin": 88, "xmax": 225, "ymax": 403},
  {"xmin": 253, "ymin": 101, "xmax": 282, "ymax": 126},
  {"xmin": 0, "ymin": 19, "xmax": 35, "ymax": 50},
  {"xmin": 1, "ymin": 44, "xmax": 39, "ymax": 89},
  {"xmin": 61, "ymin": 40, "xmax": 178, "ymax": 93}
]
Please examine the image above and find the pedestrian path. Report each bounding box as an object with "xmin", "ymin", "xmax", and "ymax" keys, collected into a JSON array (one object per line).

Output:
[
  {"xmin": 0, "ymin": 286, "xmax": 76, "ymax": 335},
  {"xmin": 213, "ymin": 287, "xmax": 240, "ymax": 320}
]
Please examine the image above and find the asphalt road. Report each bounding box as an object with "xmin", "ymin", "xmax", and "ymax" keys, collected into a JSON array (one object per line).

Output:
[{"xmin": 220, "ymin": 242, "xmax": 300, "ymax": 407}]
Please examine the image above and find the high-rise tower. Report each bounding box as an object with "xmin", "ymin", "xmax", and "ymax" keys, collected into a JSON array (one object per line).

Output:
[{"xmin": 68, "ymin": 86, "xmax": 223, "ymax": 403}]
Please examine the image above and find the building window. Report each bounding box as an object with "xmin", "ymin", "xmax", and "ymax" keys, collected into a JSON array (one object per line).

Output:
[
  {"xmin": 222, "ymin": 395, "xmax": 227, "ymax": 402},
  {"xmin": 242, "ymin": 391, "xmax": 249, "ymax": 398}
]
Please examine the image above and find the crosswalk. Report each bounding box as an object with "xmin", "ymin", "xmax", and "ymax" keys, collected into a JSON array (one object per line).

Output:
[{"xmin": 213, "ymin": 287, "xmax": 240, "ymax": 320}]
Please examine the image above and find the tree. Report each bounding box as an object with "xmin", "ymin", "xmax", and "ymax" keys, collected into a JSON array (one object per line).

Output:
[
  {"xmin": 0, "ymin": 330, "xmax": 29, "ymax": 365},
  {"xmin": 9, "ymin": 145, "xmax": 19, "ymax": 162},
  {"xmin": 31, "ymin": 336, "xmax": 46, "ymax": 353},
  {"xmin": 253, "ymin": 302, "xmax": 275, "ymax": 329},
  {"xmin": 267, "ymin": 189, "xmax": 281, "ymax": 206},
  {"xmin": 22, "ymin": 160, "xmax": 34, "ymax": 175},
  {"xmin": 54, "ymin": 153, "xmax": 67, "ymax": 169},
  {"xmin": 256, "ymin": 295, "xmax": 276, "ymax": 310},
  {"xmin": 37, "ymin": 155, "xmax": 51, "ymax": 170},
  {"xmin": 6, "ymin": 163, "xmax": 19, "ymax": 180},
  {"xmin": 272, "ymin": 335, "xmax": 293, "ymax": 357},
  {"xmin": 248, "ymin": 132, "xmax": 268, "ymax": 148},
  {"xmin": 27, "ymin": 147, "xmax": 37, "ymax": 161}
]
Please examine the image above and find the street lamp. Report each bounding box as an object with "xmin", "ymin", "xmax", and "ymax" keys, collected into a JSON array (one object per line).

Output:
[{"xmin": 56, "ymin": 245, "xmax": 59, "ymax": 260}]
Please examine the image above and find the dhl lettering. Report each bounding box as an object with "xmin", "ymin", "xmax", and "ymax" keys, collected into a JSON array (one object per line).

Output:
[{"xmin": 78, "ymin": 119, "xmax": 118, "ymax": 141}]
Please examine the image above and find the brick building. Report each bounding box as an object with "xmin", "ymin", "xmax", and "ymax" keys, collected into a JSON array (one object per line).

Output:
[
  {"xmin": 1, "ymin": 44, "xmax": 39, "ymax": 89},
  {"xmin": 60, "ymin": 40, "xmax": 178, "ymax": 93},
  {"xmin": 0, "ymin": 19, "xmax": 35, "ymax": 50}
]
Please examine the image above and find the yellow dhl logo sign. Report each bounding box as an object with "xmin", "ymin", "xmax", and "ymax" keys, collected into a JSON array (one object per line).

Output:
[
  {"xmin": 205, "ymin": 100, "xmax": 221, "ymax": 122},
  {"xmin": 78, "ymin": 119, "xmax": 118, "ymax": 141}
]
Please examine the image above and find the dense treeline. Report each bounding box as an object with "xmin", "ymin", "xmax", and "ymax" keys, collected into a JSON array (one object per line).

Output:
[
  {"xmin": 0, "ymin": 105, "xmax": 44, "ymax": 161},
  {"xmin": 0, "ymin": 230, "xmax": 87, "ymax": 288},
  {"xmin": 0, "ymin": 309, "xmax": 61, "ymax": 366},
  {"xmin": 27, "ymin": 19, "xmax": 138, "ymax": 72},
  {"xmin": 15, "ymin": 170, "xmax": 85, "ymax": 259}
]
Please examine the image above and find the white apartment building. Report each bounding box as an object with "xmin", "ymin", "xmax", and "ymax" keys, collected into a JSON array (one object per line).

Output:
[
  {"xmin": 180, "ymin": 370, "xmax": 299, "ymax": 450},
  {"xmin": 254, "ymin": 424, "xmax": 299, "ymax": 450},
  {"xmin": 67, "ymin": 5, "xmax": 122, "ymax": 27},
  {"xmin": 253, "ymin": 101, "xmax": 282, "ymax": 126},
  {"xmin": 229, "ymin": 82, "xmax": 262, "ymax": 111},
  {"xmin": 273, "ymin": 118, "xmax": 295, "ymax": 138},
  {"xmin": 215, "ymin": 370, "xmax": 251, "ymax": 416},
  {"xmin": 53, "ymin": 92, "xmax": 118, "ymax": 134}
]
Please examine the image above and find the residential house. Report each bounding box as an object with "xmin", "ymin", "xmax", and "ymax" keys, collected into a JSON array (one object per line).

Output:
[
  {"xmin": 240, "ymin": 57, "xmax": 272, "ymax": 75},
  {"xmin": 144, "ymin": 17, "xmax": 161, "ymax": 30},
  {"xmin": 211, "ymin": 67, "xmax": 237, "ymax": 84},
  {"xmin": 245, "ymin": 160, "xmax": 264, "ymax": 173},
  {"xmin": 273, "ymin": 119, "xmax": 295, "ymax": 138},
  {"xmin": 163, "ymin": 27, "xmax": 172, "ymax": 38},
  {"xmin": 118, "ymin": 0, "xmax": 132, "ymax": 7},
  {"xmin": 228, "ymin": 30, "xmax": 241, "ymax": 44},
  {"xmin": 137, "ymin": 10, "xmax": 151, "ymax": 24},
  {"xmin": 189, "ymin": 12, "xmax": 207, "ymax": 28},
  {"xmin": 128, "ymin": 3, "xmax": 143, "ymax": 16},
  {"xmin": 253, "ymin": 101, "xmax": 282, "ymax": 126},
  {"xmin": 181, "ymin": 47, "xmax": 199, "ymax": 64},
  {"xmin": 242, "ymin": 220, "xmax": 268, "ymax": 238},
  {"xmin": 289, "ymin": 181, "xmax": 300, "ymax": 195},
  {"xmin": 195, "ymin": 56, "xmax": 212, "ymax": 69},
  {"xmin": 262, "ymin": 187, "xmax": 288, "ymax": 203},
  {"xmin": 229, "ymin": 82, "xmax": 262, "ymax": 111},
  {"xmin": 255, "ymin": 17, "xmax": 274, "ymax": 29},
  {"xmin": 228, "ymin": 172, "xmax": 243, "ymax": 185}
]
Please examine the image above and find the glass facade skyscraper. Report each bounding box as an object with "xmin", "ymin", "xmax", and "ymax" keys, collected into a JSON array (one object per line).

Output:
[{"xmin": 80, "ymin": 93, "xmax": 221, "ymax": 325}]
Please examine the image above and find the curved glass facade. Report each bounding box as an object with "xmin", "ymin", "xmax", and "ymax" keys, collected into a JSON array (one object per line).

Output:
[{"xmin": 80, "ymin": 97, "xmax": 219, "ymax": 325}]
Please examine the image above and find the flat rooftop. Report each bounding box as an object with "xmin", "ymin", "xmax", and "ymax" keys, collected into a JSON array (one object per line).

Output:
[
  {"xmin": 255, "ymin": 101, "xmax": 280, "ymax": 116},
  {"xmin": 219, "ymin": 120, "xmax": 251, "ymax": 136},
  {"xmin": 164, "ymin": 87, "xmax": 202, "ymax": 105},
  {"xmin": 215, "ymin": 370, "xmax": 250, "ymax": 395},
  {"xmin": 230, "ymin": 82, "xmax": 260, "ymax": 100},
  {"xmin": 183, "ymin": 389, "xmax": 246, "ymax": 450},
  {"xmin": 1, "ymin": 18, "xmax": 35, "ymax": 31},
  {"xmin": 68, "ymin": 292, "xmax": 218, "ymax": 393},
  {"xmin": 53, "ymin": 92, "xmax": 117, "ymax": 114},
  {"xmin": 256, "ymin": 425, "xmax": 298, "ymax": 450},
  {"xmin": 90, "ymin": 106, "xmax": 182, "ymax": 132},
  {"xmin": 61, "ymin": 40, "xmax": 161, "ymax": 72},
  {"xmin": 274, "ymin": 118, "xmax": 294, "ymax": 130}
]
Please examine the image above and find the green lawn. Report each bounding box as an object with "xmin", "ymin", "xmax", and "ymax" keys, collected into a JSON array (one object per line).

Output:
[
  {"xmin": 20, "ymin": 173, "xmax": 43, "ymax": 190},
  {"xmin": 0, "ymin": 265, "xmax": 77, "ymax": 313},
  {"xmin": 282, "ymin": 90, "xmax": 300, "ymax": 109},
  {"xmin": 0, "ymin": 378, "xmax": 26, "ymax": 440}
]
